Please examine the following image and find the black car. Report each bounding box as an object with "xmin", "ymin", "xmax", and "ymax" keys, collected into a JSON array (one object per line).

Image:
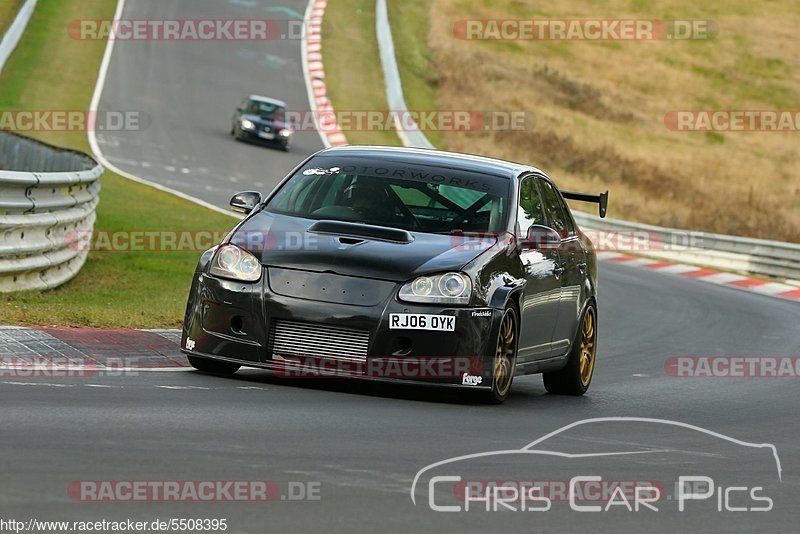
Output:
[
  {"xmin": 231, "ymin": 95, "xmax": 293, "ymax": 151},
  {"xmin": 181, "ymin": 146, "xmax": 608, "ymax": 403}
]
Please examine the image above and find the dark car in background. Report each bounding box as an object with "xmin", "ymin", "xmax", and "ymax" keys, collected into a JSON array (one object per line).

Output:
[
  {"xmin": 181, "ymin": 146, "xmax": 608, "ymax": 403},
  {"xmin": 231, "ymin": 95, "xmax": 293, "ymax": 151}
]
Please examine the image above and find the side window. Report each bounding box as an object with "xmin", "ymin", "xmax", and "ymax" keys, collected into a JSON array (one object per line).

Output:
[
  {"xmin": 538, "ymin": 179, "xmax": 574, "ymax": 234},
  {"xmin": 517, "ymin": 177, "xmax": 546, "ymax": 236}
]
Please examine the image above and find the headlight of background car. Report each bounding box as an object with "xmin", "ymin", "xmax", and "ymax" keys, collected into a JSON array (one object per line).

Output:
[
  {"xmin": 209, "ymin": 244, "xmax": 262, "ymax": 282},
  {"xmin": 398, "ymin": 272, "xmax": 472, "ymax": 305},
  {"xmin": 278, "ymin": 128, "xmax": 292, "ymax": 137},
  {"xmin": 240, "ymin": 119, "xmax": 255, "ymax": 130}
]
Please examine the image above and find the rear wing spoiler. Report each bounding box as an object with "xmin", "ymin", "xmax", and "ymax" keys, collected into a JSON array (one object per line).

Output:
[{"xmin": 561, "ymin": 190, "xmax": 609, "ymax": 218}]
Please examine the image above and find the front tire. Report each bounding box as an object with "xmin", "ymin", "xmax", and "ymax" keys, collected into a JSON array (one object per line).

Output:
[
  {"xmin": 187, "ymin": 355, "xmax": 240, "ymax": 376},
  {"xmin": 484, "ymin": 305, "xmax": 519, "ymax": 404},
  {"xmin": 543, "ymin": 303, "xmax": 597, "ymax": 395}
]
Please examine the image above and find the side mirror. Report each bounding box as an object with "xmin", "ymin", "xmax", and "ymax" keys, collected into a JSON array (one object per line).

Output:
[
  {"xmin": 521, "ymin": 224, "xmax": 562, "ymax": 251},
  {"xmin": 230, "ymin": 191, "xmax": 262, "ymax": 214}
]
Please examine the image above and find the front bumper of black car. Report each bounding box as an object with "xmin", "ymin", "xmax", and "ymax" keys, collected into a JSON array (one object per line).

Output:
[
  {"xmin": 181, "ymin": 269, "xmax": 502, "ymax": 390},
  {"xmin": 238, "ymin": 127, "xmax": 289, "ymax": 145}
]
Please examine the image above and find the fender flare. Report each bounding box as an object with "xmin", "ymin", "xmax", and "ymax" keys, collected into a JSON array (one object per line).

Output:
[{"xmin": 488, "ymin": 277, "xmax": 526, "ymax": 312}]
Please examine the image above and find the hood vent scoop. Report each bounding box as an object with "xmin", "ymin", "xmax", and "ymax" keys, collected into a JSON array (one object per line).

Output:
[
  {"xmin": 338, "ymin": 237, "xmax": 365, "ymax": 246},
  {"xmin": 308, "ymin": 220, "xmax": 414, "ymax": 244}
]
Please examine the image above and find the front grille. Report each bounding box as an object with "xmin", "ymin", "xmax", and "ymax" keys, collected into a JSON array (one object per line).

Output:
[{"xmin": 268, "ymin": 320, "xmax": 370, "ymax": 363}]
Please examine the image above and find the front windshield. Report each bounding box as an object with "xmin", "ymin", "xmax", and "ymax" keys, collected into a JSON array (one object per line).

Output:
[
  {"xmin": 246, "ymin": 100, "xmax": 285, "ymax": 120},
  {"xmin": 265, "ymin": 159, "xmax": 509, "ymax": 234}
]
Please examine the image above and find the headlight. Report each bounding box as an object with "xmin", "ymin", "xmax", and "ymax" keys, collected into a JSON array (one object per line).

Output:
[
  {"xmin": 399, "ymin": 272, "xmax": 472, "ymax": 305},
  {"xmin": 240, "ymin": 119, "xmax": 255, "ymax": 130},
  {"xmin": 278, "ymin": 128, "xmax": 292, "ymax": 137},
  {"xmin": 209, "ymin": 244, "xmax": 262, "ymax": 282}
]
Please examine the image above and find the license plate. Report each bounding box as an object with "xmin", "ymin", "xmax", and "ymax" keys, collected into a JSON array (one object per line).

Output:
[
  {"xmin": 258, "ymin": 131, "xmax": 275, "ymax": 140},
  {"xmin": 389, "ymin": 314, "xmax": 455, "ymax": 331}
]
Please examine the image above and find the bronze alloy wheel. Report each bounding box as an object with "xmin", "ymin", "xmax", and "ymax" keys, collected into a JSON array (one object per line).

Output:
[
  {"xmin": 494, "ymin": 308, "xmax": 517, "ymax": 397},
  {"xmin": 579, "ymin": 307, "xmax": 597, "ymax": 387}
]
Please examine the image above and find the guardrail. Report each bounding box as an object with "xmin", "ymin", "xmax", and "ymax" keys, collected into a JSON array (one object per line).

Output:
[
  {"xmin": 375, "ymin": 1, "xmax": 800, "ymax": 282},
  {"xmin": 0, "ymin": 132, "xmax": 103, "ymax": 292},
  {"xmin": 572, "ymin": 212, "xmax": 800, "ymax": 281}
]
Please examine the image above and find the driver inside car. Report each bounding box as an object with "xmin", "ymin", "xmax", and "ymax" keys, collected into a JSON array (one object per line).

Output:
[{"xmin": 342, "ymin": 180, "xmax": 395, "ymax": 224}]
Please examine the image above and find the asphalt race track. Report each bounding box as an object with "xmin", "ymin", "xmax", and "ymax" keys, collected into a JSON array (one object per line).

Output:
[
  {"xmin": 3, "ymin": 264, "xmax": 800, "ymax": 531},
  {"xmin": 3, "ymin": 0, "xmax": 799, "ymax": 532},
  {"xmin": 95, "ymin": 0, "xmax": 322, "ymax": 208}
]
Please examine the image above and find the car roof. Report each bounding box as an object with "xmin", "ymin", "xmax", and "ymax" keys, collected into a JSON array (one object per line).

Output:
[
  {"xmin": 247, "ymin": 95, "xmax": 287, "ymax": 107},
  {"xmin": 314, "ymin": 145, "xmax": 545, "ymax": 180}
]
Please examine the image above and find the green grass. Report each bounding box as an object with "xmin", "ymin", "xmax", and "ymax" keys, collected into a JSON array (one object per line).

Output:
[
  {"xmin": 321, "ymin": 0, "xmax": 400, "ymax": 146},
  {"xmin": 0, "ymin": 0, "xmax": 113, "ymax": 149},
  {"xmin": 0, "ymin": 0, "xmax": 237, "ymax": 327},
  {"xmin": 0, "ymin": 0, "xmax": 25, "ymax": 36}
]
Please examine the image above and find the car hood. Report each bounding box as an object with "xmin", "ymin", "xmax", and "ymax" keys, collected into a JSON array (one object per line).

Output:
[{"xmin": 229, "ymin": 211, "xmax": 498, "ymax": 282}]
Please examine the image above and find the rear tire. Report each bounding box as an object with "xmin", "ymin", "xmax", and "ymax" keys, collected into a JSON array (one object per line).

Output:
[
  {"xmin": 543, "ymin": 303, "xmax": 597, "ymax": 396},
  {"xmin": 483, "ymin": 305, "xmax": 519, "ymax": 404},
  {"xmin": 187, "ymin": 355, "xmax": 240, "ymax": 375}
]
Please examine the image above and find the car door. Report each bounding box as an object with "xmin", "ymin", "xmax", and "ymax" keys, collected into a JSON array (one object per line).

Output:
[
  {"xmin": 538, "ymin": 178, "xmax": 587, "ymax": 355},
  {"xmin": 516, "ymin": 175, "xmax": 562, "ymax": 362}
]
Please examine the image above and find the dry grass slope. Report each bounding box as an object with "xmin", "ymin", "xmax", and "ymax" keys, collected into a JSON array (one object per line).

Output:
[{"xmin": 424, "ymin": 0, "xmax": 800, "ymax": 241}]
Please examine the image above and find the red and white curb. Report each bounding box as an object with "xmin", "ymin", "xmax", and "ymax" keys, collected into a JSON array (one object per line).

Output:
[
  {"xmin": 302, "ymin": 0, "xmax": 348, "ymax": 148},
  {"xmin": 598, "ymin": 251, "xmax": 800, "ymax": 302},
  {"xmin": 0, "ymin": 327, "xmax": 189, "ymax": 371}
]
